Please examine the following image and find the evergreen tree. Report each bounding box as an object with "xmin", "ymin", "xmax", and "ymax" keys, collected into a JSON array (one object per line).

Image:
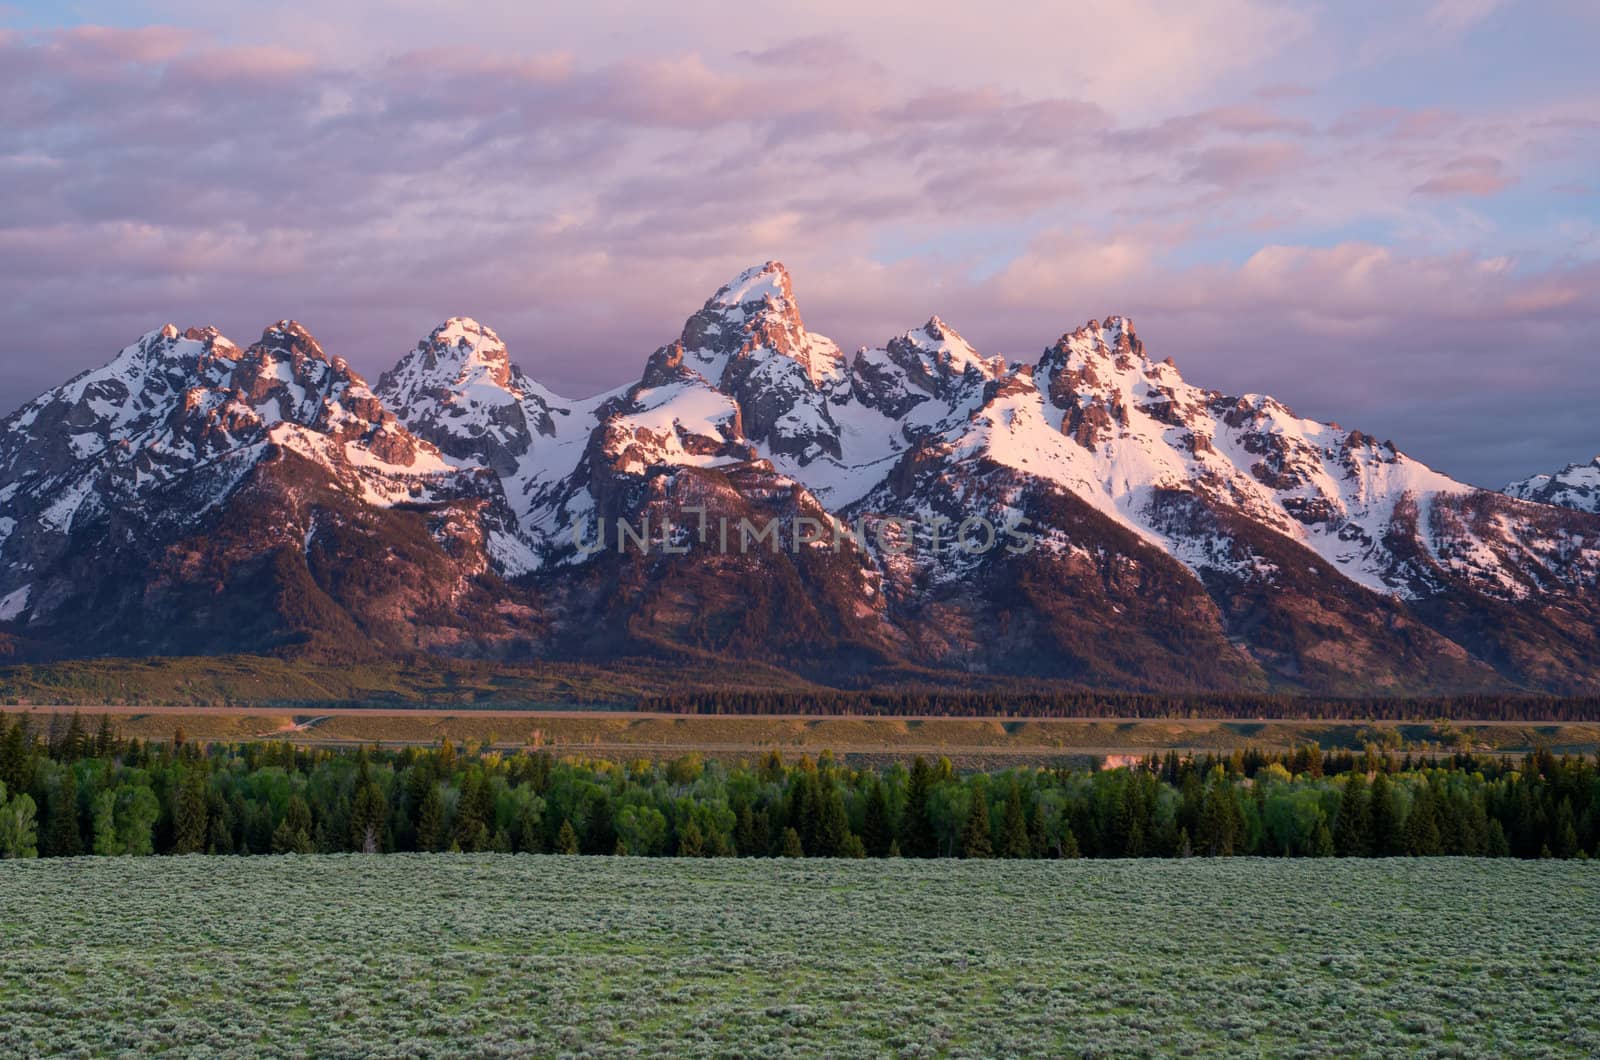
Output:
[
  {"xmin": 899, "ymin": 757, "xmax": 937, "ymax": 858},
  {"xmin": 1554, "ymin": 798, "xmax": 1580, "ymax": 859},
  {"xmin": 734, "ymin": 803, "xmax": 757, "ymax": 856},
  {"xmin": 271, "ymin": 795, "xmax": 314, "ymax": 855},
  {"xmin": 451, "ymin": 770, "xmax": 493, "ymax": 852},
  {"xmin": 350, "ymin": 779, "xmax": 388, "ymax": 853},
  {"xmin": 171, "ymin": 768, "xmax": 209, "ymax": 855},
  {"xmin": 414, "ymin": 783, "xmax": 445, "ymax": 852},
  {"xmin": 1027, "ymin": 800, "xmax": 1049, "ymax": 858},
  {"xmin": 94, "ymin": 715, "xmax": 116, "ymax": 758},
  {"xmin": 1403, "ymin": 784, "xmax": 1443, "ymax": 856},
  {"xmin": 1371, "ymin": 773, "xmax": 1402, "ymax": 856},
  {"xmin": 556, "ymin": 819, "xmax": 580, "ymax": 855},
  {"xmin": 1197, "ymin": 782, "xmax": 1241, "ymax": 856},
  {"xmin": 861, "ymin": 780, "xmax": 893, "ymax": 857},
  {"xmin": 1334, "ymin": 774, "xmax": 1373, "ymax": 857},
  {"xmin": 815, "ymin": 784, "xmax": 851, "ymax": 857},
  {"xmin": 44, "ymin": 768, "xmax": 82, "ymax": 857},
  {"xmin": 1485, "ymin": 818, "xmax": 1511, "ymax": 857},
  {"xmin": 677, "ymin": 816, "xmax": 706, "ymax": 857},
  {"xmin": 516, "ymin": 806, "xmax": 543, "ymax": 854},
  {"xmin": 997, "ymin": 780, "xmax": 1030, "ymax": 859},
  {"xmin": 780, "ymin": 827, "xmax": 803, "ymax": 857},
  {"xmin": 961, "ymin": 791, "xmax": 993, "ymax": 858}
]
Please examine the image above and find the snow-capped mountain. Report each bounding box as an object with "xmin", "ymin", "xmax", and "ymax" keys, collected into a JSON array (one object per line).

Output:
[
  {"xmin": 2, "ymin": 262, "xmax": 1598, "ymax": 693},
  {"xmin": 0, "ymin": 321, "xmax": 542, "ymax": 656},
  {"xmin": 1506, "ymin": 457, "xmax": 1600, "ymax": 514},
  {"xmin": 373, "ymin": 317, "xmax": 612, "ymax": 572}
]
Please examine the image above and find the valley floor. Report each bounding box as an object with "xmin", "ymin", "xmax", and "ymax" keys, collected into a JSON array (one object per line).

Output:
[
  {"xmin": 9, "ymin": 706, "xmax": 1600, "ymax": 765},
  {"xmin": 1, "ymin": 856, "xmax": 1595, "ymax": 1056}
]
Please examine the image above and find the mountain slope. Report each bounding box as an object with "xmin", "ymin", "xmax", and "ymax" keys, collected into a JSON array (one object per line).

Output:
[{"xmin": 0, "ymin": 322, "xmax": 542, "ymax": 658}]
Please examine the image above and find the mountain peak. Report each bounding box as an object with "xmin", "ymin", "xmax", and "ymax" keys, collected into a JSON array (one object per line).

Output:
[
  {"xmin": 254, "ymin": 320, "xmax": 328, "ymax": 362},
  {"xmin": 706, "ymin": 261, "xmax": 792, "ymax": 314},
  {"xmin": 422, "ymin": 317, "xmax": 511, "ymax": 382},
  {"xmin": 1505, "ymin": 455, "xmax": 1600, "ymax": 513},
  {"xmin": 1045, "ymin": 315, "xmax": 1151, "ymax": 370}
]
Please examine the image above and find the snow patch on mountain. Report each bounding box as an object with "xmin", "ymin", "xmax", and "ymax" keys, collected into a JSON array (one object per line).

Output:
[{"xmin": 0, "ymin": 584, "xmax": 29, "ymax": 622}]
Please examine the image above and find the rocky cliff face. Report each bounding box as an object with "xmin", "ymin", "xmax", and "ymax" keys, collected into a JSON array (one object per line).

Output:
[{"xmin": 3, "ymin": 264, "xmax": 1598, "ymax": 694}]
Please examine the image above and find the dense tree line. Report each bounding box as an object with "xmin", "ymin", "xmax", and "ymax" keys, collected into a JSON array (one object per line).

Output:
[
  {"xmin": 639, "ymin": 689, "xmax": 1600, "ymax": 723},
  {"xmin": 2, "ymin": 712, "xmax": 1599, "ymax": 860}
]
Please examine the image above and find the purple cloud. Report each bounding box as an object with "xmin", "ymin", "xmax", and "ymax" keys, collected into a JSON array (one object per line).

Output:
[{"xmin": 0, "ymin": 14, "xmax": 1596, "ymax": 490}]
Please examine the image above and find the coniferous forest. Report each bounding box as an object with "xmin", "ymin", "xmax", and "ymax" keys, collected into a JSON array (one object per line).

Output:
[{"xmin": 3, "ymin": 712, "xmax": 1598, "ymax": 861}]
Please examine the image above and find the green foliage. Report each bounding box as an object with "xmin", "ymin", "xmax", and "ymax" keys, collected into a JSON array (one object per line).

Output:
[
  {"xmin": 0, "ymin": 711, "xmax": 1598, "ymax": 863},
  {"xmin": 0, "ymin": 782, "xmax": 38, "ymax": 859}
]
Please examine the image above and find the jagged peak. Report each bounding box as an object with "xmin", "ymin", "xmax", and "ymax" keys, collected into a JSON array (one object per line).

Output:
[
  {"xmin": 888, "ymin": 316, "xmax": 1001, "ymax": 381},
  {"xmin": 706, "ymin": 261, "xmax": 793, "ymax": 314},
  {"xmin": 139, "ymin": 324, "xmax": 237, "ymax": 355},
  {"xmin": 429, "ymin": 317, "xmax": 506, "ymax": 354},
  {"xmin": 1041, "ymin": 315, "xmax": 1157, "ymax": 374},
  {"xmin": 253, "ymin": 320, "xmax": 328, "ymax": 361}
]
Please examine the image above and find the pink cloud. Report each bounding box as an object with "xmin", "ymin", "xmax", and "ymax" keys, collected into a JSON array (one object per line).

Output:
[{"xmin": 1412, "ymin": 155, "xmax": 1516, "ymax": 196}]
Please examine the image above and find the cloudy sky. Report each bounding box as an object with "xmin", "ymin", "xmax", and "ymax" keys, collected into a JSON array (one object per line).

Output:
[{"xmin": 2, "ymin": 0, "xmax": 1596, "ymax": 486}]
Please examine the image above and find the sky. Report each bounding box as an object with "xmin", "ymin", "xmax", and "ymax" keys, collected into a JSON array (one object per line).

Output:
[{"xmin": 1, "ymin": 0, "xmax": 1597, "ymax": 487}]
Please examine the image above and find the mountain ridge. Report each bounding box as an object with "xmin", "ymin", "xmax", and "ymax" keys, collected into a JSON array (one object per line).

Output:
[{"xmin": 2, "ymin": 262, "xmax": 1597, "ymax": 695}]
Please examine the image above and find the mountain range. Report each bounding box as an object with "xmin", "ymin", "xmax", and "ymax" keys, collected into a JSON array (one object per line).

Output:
[{"xmin": 2, "ymin": 262, "xmax": 1598, "ymax": 696}]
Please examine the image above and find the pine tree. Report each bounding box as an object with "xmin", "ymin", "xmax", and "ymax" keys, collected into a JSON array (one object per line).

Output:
[
  {"xmin": 94, "ymin": 715, "xmax": 116, "ymax": 758},
  {"xmin": 1197, "ymin": 783, "xmax": 1241, "ymax": 856},
  {"xmin": 676, "ymin": 816, "xmax": 707, "ymax": 857},
  {"xmin": 1060, "ymin": 826, "xmax": 1081, "ymax": 859},
  {"xmin": 1485, "ymin": 818, "xmax": 1511, "ymax": 857},
  {"xmin": 1554, "ymin": 798, "xmax": 1579, "ymax": 859},
  {"xmin": 556, "ymin": 819, "xmax": 580, "ymax": 855},
  {"xmin": 861, "ymin": 780, "xmax": 893, "ymax": 857},
  {"xmin": 271, "ymin": 795, "xmax": 314, "ymax": 855},
  {"xmin": 1404, "ymin": 784, "xmax": 1443, "ymax": 856},
  {"xmin": 171, "ymin": 768, "xmax": 209, "ymax": 855},
  {"xmin": 735, "ymin": 803, "xmax": 757, "ymax": 856},
  {"xmin": 1334, "ymin": 774, "xmax": 1373, "ymax": 857},
  {"xmin": 44, "ymin": 768, "xmax": 82, "ymax": 857},
  {"xmin": 780, "ymin": 827, "xmax": 804, "ymax": 857},
  {"xmin": 899, "ymin": 757, "xmax": 937, "ymax": 858},
  {"xmin": 451, "ymin": 770, "xmax": 493, "ymax": 852},
  {"xmin": 516, "ymin": 806, "xmax": 542, "ymax": 854},
  {"xmin": 350, "ymin": 779, "xmax": 388, "ymax": 853},
  {"xmin": 997, "ymin": 780, "xmax": 1030, "ymax": 859},
  {"xmin": 961, "ymin": 791, "xmax": 993, "ymax": 859},
  {"xmin": 62, "ymin": 713, "xmax": 87, "ymax": 761},
  {"xmin": 415, "ymin": 783, "xmax": 445, "ymax": 852},
  {"xmin": 1027, "ymin": 801, "xmax": 1049, "ymax": 858},
  {"xmin": 815, "ymin": 784, "xmax": 851, "ymax": 857},
  {"xmin": 1371, "ymin": 773, "xmax": 1402, "ymax": 856}
]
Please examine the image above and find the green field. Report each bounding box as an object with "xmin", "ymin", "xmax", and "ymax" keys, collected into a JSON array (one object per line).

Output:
[{"xmin": 2, "ymin": 857, "xmax": 1596, "ymax": 1056}]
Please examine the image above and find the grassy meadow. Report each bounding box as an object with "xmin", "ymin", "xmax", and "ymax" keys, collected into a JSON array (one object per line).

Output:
[{"xmin": 2, "ymin": 856, "xmax": 1596, "ymax": 1056}]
